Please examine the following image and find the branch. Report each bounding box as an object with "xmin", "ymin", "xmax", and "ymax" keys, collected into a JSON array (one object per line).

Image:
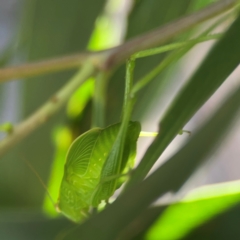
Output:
[
  {"xmin": 0, "ymin": 52, "xmax": 102, "ymax": 83},
  {"xmin": 105, "ymin": 0, "xmax": 238, "ymax": 69},
  {"xmin": 0, "ymin": 61, "xmax": 95, "ymax": 158},
  {"xmin": 0, "ymin": 0, "xmax": 238, "ymax": 158},
  {"xmin": 0, "ymin": 0, "xmax": 237, "ymax": 83}
]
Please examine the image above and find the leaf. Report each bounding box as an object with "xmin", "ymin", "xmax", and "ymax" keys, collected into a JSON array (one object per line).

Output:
[
  {"xmin": 5, "ymin": 0, "xmax": 107, "ymax": 208},
  {"xmin": 146, "ymin": 180, "xmax": 240, "ymax": 240},
  {"xmin": 43, "ymin": 127, "xmax": 72, "ymax": 217},
  {"xmin": 128, "ymin": 12, "xmax": 240, "ymax": 186}
]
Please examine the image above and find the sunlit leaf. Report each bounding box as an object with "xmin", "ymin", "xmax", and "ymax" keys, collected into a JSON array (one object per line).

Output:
[
  {"xmin": 43, "ymin": 127, "xmax": 72, "ymax": 216},
  {"xmin": 147, "ymin": 180, "xmax": 240, "ymax": 240},
  {"xmin": 128, "ymin": 13, "xmax": 240, "ymax": 186}
]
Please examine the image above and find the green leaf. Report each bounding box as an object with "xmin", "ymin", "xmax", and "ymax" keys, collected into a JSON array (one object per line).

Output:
[
  {"xmin": 128, "ymin": 13, "xmax": 240, "ymax": 186},
  {"xmin": 147, "ymin": 180, "xmax": 240, "ymax": 240},
  {"xmin": 7, "ymin": 0, "xmax": 106, "ymax": 208},
  {"xmin": 43, "ymin": 127, "xmax": 72, "ymax": 217}
]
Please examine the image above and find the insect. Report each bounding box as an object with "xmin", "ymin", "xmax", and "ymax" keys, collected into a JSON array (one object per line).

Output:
[{"xmin": 57, "ymin": 121, "xmax": 141, "ymax": 223}]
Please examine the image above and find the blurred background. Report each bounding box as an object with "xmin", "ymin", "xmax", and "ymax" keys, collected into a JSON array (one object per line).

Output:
[{"xmin": 0, "ymin": 0, "xmax": 240, "ymax": 239}]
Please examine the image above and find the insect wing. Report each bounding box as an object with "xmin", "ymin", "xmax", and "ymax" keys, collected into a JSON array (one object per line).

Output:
[
  {"xmin": 91, "ymin": 121, "xmax": 141, "ymax": 206},
  {"xmin": 58, "ymin": 128, "xmax": 101, "ymax": 222}
]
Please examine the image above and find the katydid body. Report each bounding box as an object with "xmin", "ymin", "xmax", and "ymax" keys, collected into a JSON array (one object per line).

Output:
[
  {"xmin": 52, "ymin": 32, "xmax": 208, "ymax": 222},
  {"xmin": 57, "ymin": 121, "xmax": 141, "ymax": 223}
]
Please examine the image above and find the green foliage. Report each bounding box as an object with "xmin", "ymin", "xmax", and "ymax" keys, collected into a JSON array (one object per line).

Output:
[
  {"xmin": 128, "ymin": 12, "xmax": 240, "ymax": 187},
  {"xmin": 0, "ymin": 122, "xmax": 13, "ymax": 134},
  {"xmin": 67, "ymin": 78, "xmax": 94, "ymax": 119},
  {"xmin": 43, "ymin": 127, "xmax": 72, "ymax": 217},
  {"xmin": 68, "ymin": 76, "xmax": 240, "ymax": 239},
  {"xmin": 147, "ymin": 180, "xmax": 240, "ymax": 240},
  {"xmin": 1, "ymin": 0, "xmax": 240, "ymax": 239}
]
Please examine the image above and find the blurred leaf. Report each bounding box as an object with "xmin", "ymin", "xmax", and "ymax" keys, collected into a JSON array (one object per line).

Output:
[
  {"xmin": 147, "ymin": 180, "xmax": 240, "ymax": 240},
  {"xmin": 183, "ymin": 203, "xmax": 240, "ymax": 240},
  {"xmin": 0, "ymin": 211, "xmax": 71, "ymax": 240},
  {"xmin": 118, "ymin": 206, "xmax": 167, "ymax": 240},
  {"xmin": 88, "ymin": 15, "xmax": 120, "ymax": 50},
  {"xmin": 64, "ymin": 65, "xmax": 240, "ymax": 239},
  {"xmin": 67, "ymin": 78, "xmax": 94, "ymax": 119},
  {"xmin": 129, "ymin": 13, "xmax": 240, "ymax": 186},
  {"xmin": 118, "ymin": 180, "xmax": 240, "ymax": 240},
  {"xmin": 190, "ymin": 0, "xmax": 215, "ymax": 10},
  {"xmin": 0, "ymin": 0, "xmax": 106, "ymax": 208},
  {"xmin": 43, "ymin": 127, "xmax": 72, "ymax": 217},
  {"xmin": 43, "ymin": 1, "xmax": 124, "ymax": 216},
  {"xmin": 0, "ymin": 122, "xmax": 13, "ymax": 134}
]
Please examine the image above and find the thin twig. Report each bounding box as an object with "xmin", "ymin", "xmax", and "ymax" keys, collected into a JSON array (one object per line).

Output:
[
  {"xmin": 104, "ymin": 0, "xmax": 238, "ymax": 69},
  {"xmin": 0, "ymin": 0, "xmax": 237, "ymax": 83},
  {"xmin": 0, "ymin": 52, "xmax": 104, "ymax": 83},
  {"xmin": 0, "ymin": 0, "xmax": 238, "ymax": 158},
  {"xmin": 0, "ymin": 61, "xmax": 95, "ymax": 158}
]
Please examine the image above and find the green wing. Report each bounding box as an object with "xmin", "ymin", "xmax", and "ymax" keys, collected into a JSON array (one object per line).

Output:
[
  {"xmin": 117, "ymin": 121, "xmax": 141, "ymax": 187},
  {"xmin": 65, "ymin": 128, "xmax": 101, "ymax": 176},
  {"xmin": 58, "ymin": 128, "xmax": 102, "ymax": 222},
  {"xmin": 58, "ymin": 121, "xmax": 140, "ymax": 223},
  {"xmin": 91, "ymin": 121, "xmax": 141, "ymax": 206}
]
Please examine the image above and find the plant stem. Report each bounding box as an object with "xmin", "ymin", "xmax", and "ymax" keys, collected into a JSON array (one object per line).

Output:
[
  {"xmin": 131, "ymin": 10, "xmax": 234, "ymax": 95},
  {"xmin": 131, "ymin": 46, "xmax": 195, "ymax": 96},
  {"xmin": 0, "ymin": 0, "xmax": 237, "ymax": 158},
  {"xmin": 92, "ymin": 71, "xmax": 110, "ymax": 128},
  {"xmin": 0, "ymin": 52, "xmax": 98, "ymax": 83},
  {"xmin": 104, "ymin": 0, "xmax": 238, "ymax": 69},
  {"xmin": 0, "ymin": 0, "xmax": 237, "ymax": 83},
  {"xmin": 123, "ymin": 58, "xmax": 135, "ymax": 116},
  {"xmin": 0, "ymin": 61, "xmax": 95, "ymax": 158},
  {"xmin": 132, "ymin": 34, "xmax": 221, "ymax": 59}
]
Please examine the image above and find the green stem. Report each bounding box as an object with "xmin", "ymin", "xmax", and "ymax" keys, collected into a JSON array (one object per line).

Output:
[
  {"xmin": 131, "ymin": 46, "xmax": 192, "ymax": 95},
  {"xmin": 92, "ymin": 59, "xmax": 136, "ymax": 204},
  {"xmin": 117, "ymin": 58, "xmax": 136, "ymax": 145},
  {"xmin": 123, "ymin": 58, "xmax": 135, "ymax": 118},
  {"xmin": 131, "ymin": 10, "xmax": 234, "ymax": 95},
  {"xmin": 132, "ymin": 34, "xmax": 221, "ymax": 59},
  {"xmin": 105, "ymin": 0, "xmax": 238, "ymax": 69},
  {"xmin": 0, "ymin": 0, "xmax": 236, "ymax": 83},
  {"xmin": 92, "ymin": 71, "xmax": 110, "ymax": 128},
  {"xmin": 0, "ymin": 52, "xmax": 96, "ymax": 83},
  {"xmin": 0, "ymin": 61, "xmax": 95, "ymax": 158}
]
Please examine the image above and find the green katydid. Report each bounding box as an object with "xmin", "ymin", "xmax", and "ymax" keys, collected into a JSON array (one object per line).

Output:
[
  {"xmin": 57, "ymin": 58, "xmax": 138, "ymax": 223},
  {"xmin": 45, "ymin": 30, "xmax": 222, "ymax": 222},
  {"xmin": 57, "ymin": 121, "xmax": 141, "ymax": 223},
  {"xmin": 9, "ymin": 23, "xmax": 225, "ymax": 224}
]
